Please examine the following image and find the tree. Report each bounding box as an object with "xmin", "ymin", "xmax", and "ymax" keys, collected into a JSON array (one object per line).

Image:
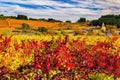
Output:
[
  {"xmin": 37, "ymin": 27, "xmax": 48, "ymax": 33},
  {"xmin": 77, "ymin": 18, "xmax": 86, "ymax": 23},
  {"xmin": 22, "ymin": 23, "xmax": 30, "ymax": 29},
  {"xmin": 47, "ymin": 18, "xmax": 62, "ymax": 22},
  {"xmin": 6, "ymin": 16, "xmax": 16, "ymax": 19},
  {"xmin": 90, "ymin": 14, "xmax": 120, "ymax": 27},
  {"xmin": 29, "ymin": 18, "xmax": 38, "ymax": 21},
  {"xmin": 16, "ymin": 15, "xmax": 28, "ymax": 20},
  {"xmin": 90, "ymin": 20, "xmax": 102, "ymax": 26},
  {"xmin": 39, "ymin": 18, "xmax": 48, "ymax": 21},
  {"xmin": 116, "ymin": 20, "xmax": 120, "ymax": 28},
  {"xmin": 66, "ymin": 20, "xmax": 71, "ymax": 23},
  {"xmin": 0, "ymin": 14, "xmax": 6, "ymax": 20}
]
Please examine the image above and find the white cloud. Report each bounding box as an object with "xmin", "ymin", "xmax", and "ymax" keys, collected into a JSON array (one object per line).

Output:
[
  {"xmin": 0, "ymin": 0, "xmax": 120, "ymax": 22},
  {"xmin": 0, "ymin": 0, "xmax": 75, "ymax": 7}
]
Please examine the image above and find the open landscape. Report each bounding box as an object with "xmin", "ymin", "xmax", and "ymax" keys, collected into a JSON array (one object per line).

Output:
[{"xmin": 0, "ymin": 0, "xmax": 120, "ymax": 80}]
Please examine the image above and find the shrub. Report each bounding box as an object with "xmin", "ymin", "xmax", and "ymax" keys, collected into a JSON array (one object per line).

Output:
[
  {"xmin": 37, "ymin": 27, "xmax": 48, "ymax": 33},
  {"xmin": 22, "ymin": 23, "xmax": 30, "ymax": 30}
]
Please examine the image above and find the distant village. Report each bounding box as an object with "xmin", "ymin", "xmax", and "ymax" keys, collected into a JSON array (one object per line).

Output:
[{"xmin": 82, "ymin": 23, "xmax": 120, "ymax": 36}]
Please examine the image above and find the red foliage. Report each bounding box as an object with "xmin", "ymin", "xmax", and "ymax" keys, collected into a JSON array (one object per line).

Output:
[{"xmin": 0, "ymin": 35, "xmax": 120, "ymax": 79}]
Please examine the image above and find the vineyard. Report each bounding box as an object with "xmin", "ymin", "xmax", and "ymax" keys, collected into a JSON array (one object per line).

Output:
[{"xmin": 0, "ymin": 35, "xmax": 120, "ymax": 80}]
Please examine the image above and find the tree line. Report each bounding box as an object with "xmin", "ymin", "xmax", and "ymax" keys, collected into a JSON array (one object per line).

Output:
[
  {"xmin": 90, "ymin": 14, "xmax": 120, "ymax": 28},
  {"xmin": 0, "ymin": 14, "xmax": 86, "ymax": 23},
  {"xmin": 0, "ymin": 14, "xmax": 63, "ymax": 22},
  {"xmin": 1, "ymin": 14, "xmax": 120, "ymax": 28}
]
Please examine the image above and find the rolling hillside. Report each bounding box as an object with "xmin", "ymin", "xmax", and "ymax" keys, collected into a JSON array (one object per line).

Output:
[
  {"xmin": 0, "ymin": 18, "xmax": 60, "ymax": 28},
  {"xmin": 0, "ymin": 18, "xmax": 91, "ymax": 34}
]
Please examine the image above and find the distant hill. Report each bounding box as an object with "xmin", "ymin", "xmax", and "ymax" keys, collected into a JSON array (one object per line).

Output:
[
  {"xmin": 1, "ymin": 14, "xmax": 119, "ymax": 34},
  {"xmin": 0, "ymin": 18, "xmax": 60, "ymax": 28}
]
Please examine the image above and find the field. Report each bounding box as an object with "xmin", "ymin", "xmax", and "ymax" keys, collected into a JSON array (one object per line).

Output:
[
  {"xmin": 0, "ymin": 17, "xmax": 119, "ymax": 80},
  {"xmin": 0, "ymin": 0, "xmax": 120, "ymax": 79},
  {"xmin": 0, "ymin": 18, "xmax": 83, "ymax": 29},
  {"xmin": 0, "ymin": 35, "xmax": 120, "ymax": 80},
  {"xmin": 0, "ymin": 18, "xmax": 119, "ymax": 79},
  {"xmin": 0, "ymin": 18, "xmax": 60, "ymax": 28},
  {"xmin": 0, "ymin": 18, "xmax": 91, "ymax": 36}
]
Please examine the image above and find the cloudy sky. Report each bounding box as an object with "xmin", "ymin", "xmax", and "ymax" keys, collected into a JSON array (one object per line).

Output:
[{"xmin": 0, "ymin": 0, "xmax": 120, "ymax": 22}]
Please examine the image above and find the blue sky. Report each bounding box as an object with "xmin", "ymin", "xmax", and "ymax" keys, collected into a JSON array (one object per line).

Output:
[{"xmin": 0, "ymin": 0, "xmax": 120, "ymax": 22}]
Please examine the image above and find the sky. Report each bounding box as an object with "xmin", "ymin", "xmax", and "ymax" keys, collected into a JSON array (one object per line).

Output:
[{"xmin": 0, "ymin": 0, "xmax": 120, "ymax": 22}]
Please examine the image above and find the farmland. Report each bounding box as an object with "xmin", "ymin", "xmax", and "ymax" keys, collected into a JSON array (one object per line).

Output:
[
  {"xmin": 0, "ymin": 35, "xmax": 120, "ymax": 79},
  {"xmin": 0, "ymin": 18, "xmax": 85, "ymax": 29},
  {"xmin": 0, "ymin": 0, "xmax": 120, "ymax": 79},
  {"xmin": 0, "ymin": 18, "xmax": 60, "ymax": 28},
  {"xmin": 0, "ymin": 15, "xmax": 120, "ymax": 80}
]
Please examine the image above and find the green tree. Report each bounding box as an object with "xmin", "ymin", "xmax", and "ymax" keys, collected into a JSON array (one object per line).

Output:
[
  {"xmin": 22, "ymin": 23, "xmax": 30, "ymax": 29},
  {"xmin": 90, "ymin": 20, "xmax": 102, "ymax": 26},
  {"xmin": 6, "ymin": 16, "xmax": 16, "ymax": 19},
  {"xmin": 47, "ymin": 18, "xmax": 62, "ymax": 22},
  {"xmin": 29, "ymin": 18, "xmax": 38, "ymax": 21},
  {"xmin": 0, "ymin": 14, "xmax": 6, "ymax": 20},
  {"xmin": 77, "ymin": 18, "xmax": 86, "ymax": 23},
  {"xmin": 66, "ymin": 20, "xmax": 71, "ymax": 23},
  {"xmin": 39, "ymin": 18, "xmax": 48, "ymax": 21},
  {"xmin": 37, "ymin": 27, "xmax": 48, "ymax": 33},
  {"xmin": 17, "ymin": 15, "xmax": 28, "ymax": 20},
  {"xmin": 90, "ymin": 14, "xmax": 120, "ymax": 27}
]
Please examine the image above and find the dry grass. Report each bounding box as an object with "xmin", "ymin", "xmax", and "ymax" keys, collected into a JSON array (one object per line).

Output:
[
  {"xmin": 0, "ymin": 18, "xmax": 60, "ymax": 28},
  {"xmin": 0, "ymin": 18, "xmax": 91, "ymax": 32}
]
